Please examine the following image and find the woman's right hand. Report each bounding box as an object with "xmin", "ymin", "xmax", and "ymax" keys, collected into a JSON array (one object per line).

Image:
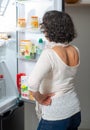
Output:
[{"xmin": 30, "ymin": 91, "xmax": 55, "ymax": 106}]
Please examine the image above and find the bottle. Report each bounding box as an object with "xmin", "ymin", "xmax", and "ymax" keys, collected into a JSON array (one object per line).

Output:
[
  {"xmin": 30, "ymin": 43, "xmax": 37, "ymax": 59},
  {"xmin": 30, "ymin": 16, "xmax": 39, "ymax": 29},
  {"xmin": 37, "ymin": 38, "xmax": 44, "ymax": 57},
  {"xmin": 16, "ymin": 73, "xmax": 26, "ymax": 95}
]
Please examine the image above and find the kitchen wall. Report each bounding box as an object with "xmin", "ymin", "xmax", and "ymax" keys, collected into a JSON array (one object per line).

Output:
[{"xmin": 65, "ymin": 5, "xmax": 90, "ymax": 129}]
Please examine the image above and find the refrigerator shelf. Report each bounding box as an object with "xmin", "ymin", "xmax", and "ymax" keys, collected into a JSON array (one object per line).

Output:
[
  {"xmin": 16, "ymin": 27, "xmax": 41, "ymax": 34},
  {"xmin": 18, "ymin": 56, "xmax": 37, "ymax": 62},
  {"xmin": 16, "ymin": 0, "xmax": 53, "ymax": 5},
  {"xmin": 21, "ymin": 97, "xmax": 35, "ymax": 104}
]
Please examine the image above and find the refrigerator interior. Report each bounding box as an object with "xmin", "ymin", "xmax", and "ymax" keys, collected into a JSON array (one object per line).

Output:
[
  {"xmin": 17, "ymin": 0, "xmax": 62, "ymax": 74},
  {"xmin": 0, "ymin": 35, "xmax": 18, "ymax": 114},
  {"xmin": 17, "ymin": 0, "xmax": 62, "ymax": 101},
  {"xmin": 16, "ymin": 1, "xmax": 63, "ymax": 130}
]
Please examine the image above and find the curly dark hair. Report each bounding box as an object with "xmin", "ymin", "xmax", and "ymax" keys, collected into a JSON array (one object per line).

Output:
[{"xmin": 40, "ymin": 10, "xmax": 77, "ymax": 43}]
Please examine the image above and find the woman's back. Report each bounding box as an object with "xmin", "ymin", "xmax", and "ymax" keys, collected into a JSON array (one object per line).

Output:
[
  {"xmin": 39, "ymin": 43, "xmax": 80, "ymax": 94},
  {"xmin": 52, "ymin": 45, "xmax": 79, "ymax": 67}
]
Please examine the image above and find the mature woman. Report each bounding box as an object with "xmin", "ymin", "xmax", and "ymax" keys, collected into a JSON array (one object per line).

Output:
[{"xmin": 28, "ymin": 10, "xmax": 81, "ymax": 130}]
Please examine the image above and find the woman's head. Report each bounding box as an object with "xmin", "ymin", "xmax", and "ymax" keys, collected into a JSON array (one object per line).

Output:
[{"xmin": 40, "ymin": 10, "xmax": 77, "ymax": 43}]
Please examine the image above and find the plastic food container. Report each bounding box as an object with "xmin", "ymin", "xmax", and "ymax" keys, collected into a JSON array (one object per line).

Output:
[{"xmin": 17, "ymin": 18, "xmax": 26, "ymax": 27}]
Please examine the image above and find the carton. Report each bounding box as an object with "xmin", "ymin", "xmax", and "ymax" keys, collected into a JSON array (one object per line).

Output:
[{"xmin": 21, "ymin": 76, "xmax": 34, "ymax": 101}]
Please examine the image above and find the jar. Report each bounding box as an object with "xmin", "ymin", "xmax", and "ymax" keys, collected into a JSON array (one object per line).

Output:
[
  {"xmin": 65, "ymin": 0, "xmax": 79, "ymax": 3},
  {"xmin": 19, "ymin": 40, "xmax": 32, "ymax": 57},
  {"xmin": 17, "ymin": 18, "xmax": 26, "ymax": 27},
  {"xmin": 30, "ymin": 16, "xmax": 39, "ymax": 29}
]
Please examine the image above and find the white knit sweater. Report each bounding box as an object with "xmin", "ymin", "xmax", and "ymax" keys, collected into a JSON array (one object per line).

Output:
[{"xmin": 28, "ymin": 42, "xmax": 81, "ymax": 120}]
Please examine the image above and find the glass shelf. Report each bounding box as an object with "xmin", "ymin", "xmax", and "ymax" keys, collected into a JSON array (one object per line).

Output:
[
  {"xmin": 20, "ymin": 97, "xmax": 35, "ymax": 104},
  {"xmin": 18, "ymin": 56, "xmax": 37, "ymax": 62},
  {"xmin": 16, "ymin": 0, "xmax": 53, "ymax": 4},
  {"xmin": 16, "ymin": 0, "xmax": 29, "ymax": 5},
  {"xmin": 16, "ymin": 27, "xmax": 41, "ymax": 34}
]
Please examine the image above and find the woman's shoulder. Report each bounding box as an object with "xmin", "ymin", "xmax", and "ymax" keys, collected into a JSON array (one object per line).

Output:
[
  {"xmin": 42, "ymin": 48, "xmax": 53, "ymax": 55},
  {"xmin": 69, "ymin": 45, "xmax": 80, "ymax": 57},
  {"xmin": 40, "ymin": 48, "xmax": 55, "ymax": 64},
  {"xmin": 72, "ymin": 45, "xmax": 80, "ymax": 52}
]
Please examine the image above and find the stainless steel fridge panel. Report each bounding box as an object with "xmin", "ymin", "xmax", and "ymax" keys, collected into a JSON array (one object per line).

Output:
[
  {"xmin": 0, "ymin": 37, "xmax": 18, "ymax": 114},
  {"xmin": 0, "ymin": 96, "xmax": 17, "ymax": 114}
]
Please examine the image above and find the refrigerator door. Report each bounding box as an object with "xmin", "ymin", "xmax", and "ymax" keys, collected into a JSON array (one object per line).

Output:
[{"xmin": 0, "ymin": 37, "xmax": 19, "ymax": 114}]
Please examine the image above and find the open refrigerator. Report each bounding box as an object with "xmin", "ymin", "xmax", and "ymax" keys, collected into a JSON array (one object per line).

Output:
[
  {"xmin": 0, "ymin": 0, "xmax": 63, "ymax": 129},
  {"xmin": 16, "ymin": 0, "xmax": 63, "ymax": 103}
]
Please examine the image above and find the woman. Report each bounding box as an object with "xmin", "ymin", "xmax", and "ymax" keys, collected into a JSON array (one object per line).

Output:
[{"xmin": 28, "ymin": 10, "xmax": 81, "ymax": 130}]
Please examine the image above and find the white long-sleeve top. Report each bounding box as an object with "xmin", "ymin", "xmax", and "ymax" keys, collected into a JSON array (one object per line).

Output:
[{"xmin": 28, "ymin": 42, "xmax": 81, "ymax": 120}]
